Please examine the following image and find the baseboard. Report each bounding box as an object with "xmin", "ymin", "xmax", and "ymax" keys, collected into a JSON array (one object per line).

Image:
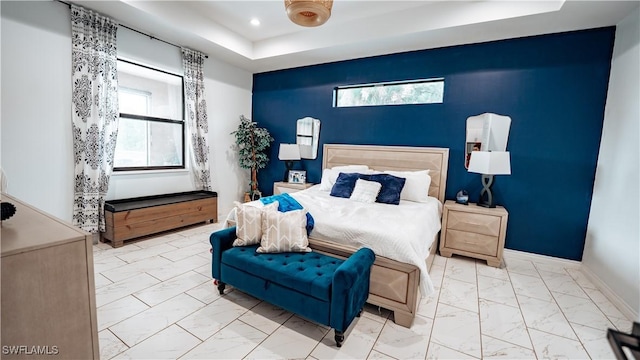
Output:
[
  {"xmin": 503, "ymin": 248, "xmax": 582, "ymax": 269},
  {"xmin": 503, "ymin": 249, "xmax": 638, "ymax": 321},
  {"xmin": 581, "ymin": 265, "xmax": 639, "ymax": 321}
]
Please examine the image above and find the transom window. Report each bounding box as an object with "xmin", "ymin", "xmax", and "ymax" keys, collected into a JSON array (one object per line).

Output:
[
  {"xmin": 113, "ymin": 60, "xmax": 185, "ymax": 171},
  {"xmin": 334, "ymin": 78, "xmax": 444, "ymax": 107}
]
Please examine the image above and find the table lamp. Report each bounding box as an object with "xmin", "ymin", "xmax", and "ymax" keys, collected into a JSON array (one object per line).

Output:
[
  {"xmin": 467, "ymin": 151, "xmax": 511, "ymax": 208},
  {"xmin": 278, "ymin": 143, "xmax": 301, "ymax": 182}
]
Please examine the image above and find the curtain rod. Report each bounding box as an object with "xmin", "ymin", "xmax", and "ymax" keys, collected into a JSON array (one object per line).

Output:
[{"xmin": 56, "ymin": 0, "xmax": 208, "ymax": 59}]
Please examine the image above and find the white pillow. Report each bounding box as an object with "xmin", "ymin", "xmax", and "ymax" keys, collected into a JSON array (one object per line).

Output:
[
  {"xmin": 384, "ymin": 170, "xmax": 431, "ymax": 203},
  {"xmin": 233, "ymin": 201, "xmax": 278, "ymax": 246},
  {"xmin": 349, "ymin": 179, "xmax": 382, "ymax": 203},
  {"xmin": 257, "ymin": 208, "xmax": 311, "ymax": 253},
  {"xmin": 318, "ymin": 165, "xmax": 369, "ymax": 191}
]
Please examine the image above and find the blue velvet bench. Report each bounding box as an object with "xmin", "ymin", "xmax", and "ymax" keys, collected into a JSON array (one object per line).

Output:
[{"xmin": 209, "ymin": 226, "xmax": 375, "ymax": 347}]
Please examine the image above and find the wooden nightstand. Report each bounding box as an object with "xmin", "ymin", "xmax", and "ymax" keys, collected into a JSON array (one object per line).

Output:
[
  {"xmin": 273, "ymin": 182, "xmax": 314, "ymax": 195},
  {"xmin": 440, "ymin": 200, "xmax": 508, "ymax": 267}
]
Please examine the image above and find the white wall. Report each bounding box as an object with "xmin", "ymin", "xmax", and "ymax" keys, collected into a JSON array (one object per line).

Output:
[
  {"xmin": 1, "ymin": 1, "xmax": 251, "ymax": 222},
  {"xmin": 204, "ymin": 59, "xmax": 253, "ymax": 219},
  {"xmin": 1, "ymin": 1, "xmax": 74, "ymax": 220},
  {"xmin": 584, "ymin": 8, "xmax": 640, "ymax": 320}
]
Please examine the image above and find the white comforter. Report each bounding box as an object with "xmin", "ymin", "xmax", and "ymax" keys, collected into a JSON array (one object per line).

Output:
[
  {"xmin": 226, "ymin": 185, "xmax": 442, "ymax": 296},
  {"xmin": 292, "ymin": 186, "xmax": 441, "ymax": 296}
]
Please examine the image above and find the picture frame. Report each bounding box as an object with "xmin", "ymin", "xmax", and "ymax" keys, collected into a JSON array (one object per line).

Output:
[{"xmin": 288, "ymin": 170, "xmax": 306, "ymax": 184}]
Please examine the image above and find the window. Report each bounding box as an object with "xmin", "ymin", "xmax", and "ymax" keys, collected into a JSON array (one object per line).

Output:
[
  {"xmin": 334, "ymin": 78, "xmax": 444, "ymax": 107},
  {"xmin": 113, "ymin": 60, "xmax": 184, "ymax": 171}
]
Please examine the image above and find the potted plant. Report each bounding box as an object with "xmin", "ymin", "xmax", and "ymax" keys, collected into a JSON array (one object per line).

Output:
[{"xmin": 231, "ymin": 115, "xmax": 274, "ymax": 201}]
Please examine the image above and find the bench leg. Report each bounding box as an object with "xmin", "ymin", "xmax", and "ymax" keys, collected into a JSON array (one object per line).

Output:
[
  {"xmin": 217, "ymin": 281, "xmax": 226, "ymax": 295},
  {"xmin": 334, "ymin": 330, "xmax": 344, "ymax": 347},
  {"xmin": 332, "ymin": 309, "xmax": 361, "ymax": 347}
]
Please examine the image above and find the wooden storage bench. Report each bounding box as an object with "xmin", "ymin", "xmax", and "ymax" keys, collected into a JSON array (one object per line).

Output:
[{"xmin": 101, "ymin": 191, "xmax": 217, "ymax": 247}]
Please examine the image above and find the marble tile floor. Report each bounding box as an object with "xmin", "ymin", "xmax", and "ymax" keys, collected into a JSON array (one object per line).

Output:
[{"xmin": 94, "ymin": 223, "xmax": 633, "ymax": 359}]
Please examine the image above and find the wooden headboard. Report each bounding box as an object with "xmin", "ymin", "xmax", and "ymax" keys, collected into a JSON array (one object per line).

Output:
[{"xmin": 322, "ymin": 144, "xmax": 450, "ymax": 204}]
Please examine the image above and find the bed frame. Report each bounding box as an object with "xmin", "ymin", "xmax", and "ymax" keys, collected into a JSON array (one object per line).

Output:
[{"xmin": 308, "ymin": 144, "xmax": 449, "ymax": 328}]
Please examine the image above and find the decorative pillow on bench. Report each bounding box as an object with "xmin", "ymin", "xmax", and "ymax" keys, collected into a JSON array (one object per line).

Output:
[
  {"xmin": 232, "ymin": 201, "xmax": 279, "ymax": 246},
  {"xmin": 257, "ymin": 206, "xmax": 311, "ymax": 253}
]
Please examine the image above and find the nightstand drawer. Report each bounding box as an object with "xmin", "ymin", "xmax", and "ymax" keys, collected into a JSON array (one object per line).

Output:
[
  {"xmin": 445, "ymin": 229, "xmax": 499, "ymax": 257},
  {"xmin": 447, "ymin": 211, "xmax": 502, "ymax": 237}
]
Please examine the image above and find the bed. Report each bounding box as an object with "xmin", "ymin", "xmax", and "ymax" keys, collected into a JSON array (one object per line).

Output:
[
  {"xmin": 227, "ymin": 144, "xmax": 449, "ymax": 327},
  {"xmin": 306, "ymin": 144, "xmax": 449, "ymax": 327}
]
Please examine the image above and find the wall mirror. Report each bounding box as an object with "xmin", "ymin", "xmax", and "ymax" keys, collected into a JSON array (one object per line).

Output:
[
  {"xmin": 465, "ymin": 113, "xmax": 511, "ymax": 169},
  {"xmin": 296, "ymin": 117, "xmax": 321, "ymax": 159}
]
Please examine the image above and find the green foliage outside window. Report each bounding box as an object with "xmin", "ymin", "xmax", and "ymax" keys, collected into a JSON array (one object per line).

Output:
[{"xmin": 335, "ymin": 79, "xmax": 444, "ymax": 107}]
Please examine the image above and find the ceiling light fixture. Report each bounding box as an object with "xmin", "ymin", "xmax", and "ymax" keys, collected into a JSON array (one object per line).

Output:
[
  {"xmin": 250, "ymin": 18, "xmax": 260, "ymax": 26},
  {"xmin": 285, "ymin": 0, "xmax": 333, "ymax": 27}
]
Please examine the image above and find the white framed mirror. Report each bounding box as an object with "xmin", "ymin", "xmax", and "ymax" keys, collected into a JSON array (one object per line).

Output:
[
  {"xmin": 296, "ymin": 117, "xmax": 321, "ymax": 159},
  {"xmin": 465, "ymin": 113, "xmax": 511, "ymax": 169}
]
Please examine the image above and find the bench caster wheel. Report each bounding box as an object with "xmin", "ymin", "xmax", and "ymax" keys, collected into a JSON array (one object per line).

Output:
[
  {"xmin": 357, "ymin": 308, "xmax": 363, "ymax": 317},
  {"xmin": 335, "ymin": 330, "xmax": 344, "ymax": 347}
]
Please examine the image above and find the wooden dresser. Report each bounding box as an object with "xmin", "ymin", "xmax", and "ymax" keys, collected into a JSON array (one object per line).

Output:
[{"xmin": 1, "ymin": 194, "xmax": 99, "ymax": 359}]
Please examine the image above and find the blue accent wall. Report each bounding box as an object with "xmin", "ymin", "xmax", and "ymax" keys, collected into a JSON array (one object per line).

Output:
[{"xmin": 251, "ymin": 28, "xmax": 616, "ymax": 261}]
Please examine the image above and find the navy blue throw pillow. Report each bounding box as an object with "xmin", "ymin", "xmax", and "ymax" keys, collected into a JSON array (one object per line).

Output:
[
  {"xmin": 330, "ymin": 172, "xmax": 361, "ymax": 198},
  {"xmin": 360, "ymin": 173, "xmax": 406, "ymax": 205}
]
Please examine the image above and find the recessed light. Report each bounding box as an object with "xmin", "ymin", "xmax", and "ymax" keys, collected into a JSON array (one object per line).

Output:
[{"xmin": 250, "ymin": 18, "xmax": 260, "ymax": 26}]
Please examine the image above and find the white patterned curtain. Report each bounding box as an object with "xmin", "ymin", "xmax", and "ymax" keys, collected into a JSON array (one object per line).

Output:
[
  {"xmin": 70, "ymin": 5, "xmax": 119, "ymax": 233},
  {"xmin": 182, "ymin": 48, "xmax": 212, "ymax": 190}
]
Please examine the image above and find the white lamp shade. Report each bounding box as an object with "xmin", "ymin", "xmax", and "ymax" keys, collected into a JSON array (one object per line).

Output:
[
  {"xmin": 278, "ymin": 144, "xmax": 301, "ymax": 161},
  {"xmin": 468, "ymin": 151, "xmax": 511, "ymax": 175}
]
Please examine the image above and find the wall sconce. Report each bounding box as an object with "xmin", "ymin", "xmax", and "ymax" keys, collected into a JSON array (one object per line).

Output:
[
  {"xmin": 278, "ymin": 143, "xmax": 301, "ymax": 182},
  {"xmin": 468, "ymin": 151, "xmax": 511, "ymax": 208}
]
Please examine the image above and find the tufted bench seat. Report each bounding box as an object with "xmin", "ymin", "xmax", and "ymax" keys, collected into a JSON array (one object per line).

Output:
[{"xmin": 210, "ymin": 226, "xmax": 375, "ymax": 347}]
